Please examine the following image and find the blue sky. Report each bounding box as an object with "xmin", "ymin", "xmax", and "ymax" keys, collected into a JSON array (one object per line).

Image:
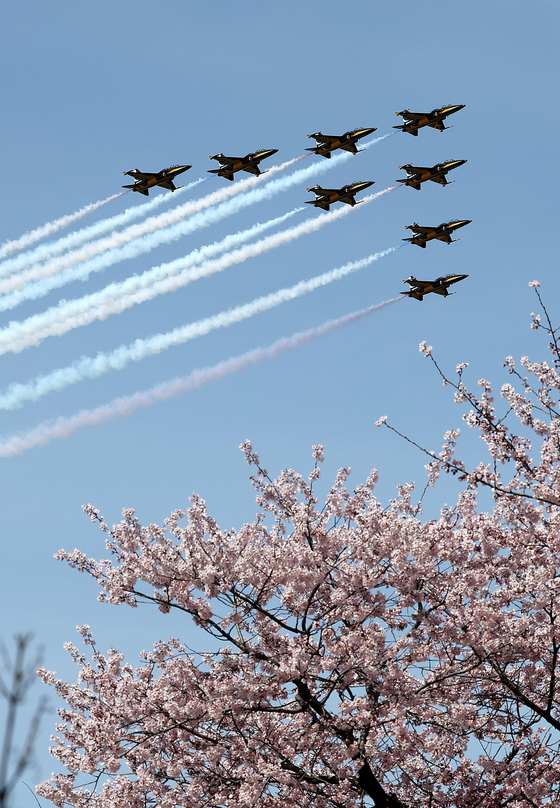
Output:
[{"xmin": 0, "ymin": 0, "xmax": 558, "ymax": 799}]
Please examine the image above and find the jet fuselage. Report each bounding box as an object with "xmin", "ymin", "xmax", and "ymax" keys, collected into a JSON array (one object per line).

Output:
[
  {"xmin": 394, "ymin": 105, "xmax": 465, "ymax": 136},
  {"xmin": 402, "ymin": 273, "xmax": 468, "ymax": 300},
  {"xmin": 122, "ymin": 165, "xmax": 191, "ymax": 195},
  {"xmin": 306, "ymin": 127, "xmax": 377, "ymax": 159},
  {"xmin": 305, "ymin": 181, "xmax": 374, "ymax": 211},
  {"xmin": 403, "ymin": 219, "xmax": 472, "ymax": 247},
  {"xmin": 208, "ymin": 149, "xmax": 278, "ymax": 181},
  {"xmin": 397, "ymin": 160, "xmax": 466, "ymax": 190}
]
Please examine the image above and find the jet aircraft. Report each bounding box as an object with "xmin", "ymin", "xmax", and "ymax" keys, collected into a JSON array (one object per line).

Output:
[
  {"xmin": 305, "ymin": 127, "xmax": 377, "ymax": 159},
  {"xmin": 122, "ymin": 165, "xmax": 192, "ymax": 196},
  {"xmin": 394, "ymin": 105, "xmax": 465, "ymax": 137},
  {"xmin": 397, "ymin": 160, "xmax": 466, "ymax": 190},
  {"xmin": 305, "ymin": 181, "xmax": 374, "ymax": 211},
  {"xmin": 403, "ymin": 219, "xmax": 472, "ymax": 248},
  {"xmin": 208, "ymin": 149, "xmax": 278, "ymax": 181},
  {"xmin": 402, "ymin": 273, "xmax": 468, "ymax": 301}
]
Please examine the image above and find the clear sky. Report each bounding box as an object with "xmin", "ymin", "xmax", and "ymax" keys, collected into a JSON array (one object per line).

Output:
[{"xmin": 0, "ymin": 0, "xmax": 558, "ymax": 799}]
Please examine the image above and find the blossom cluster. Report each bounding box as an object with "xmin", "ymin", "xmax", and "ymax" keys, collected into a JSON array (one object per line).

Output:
[{"xmin": 38, "ymin": 288, "xmax": 560, "ymax": 808}]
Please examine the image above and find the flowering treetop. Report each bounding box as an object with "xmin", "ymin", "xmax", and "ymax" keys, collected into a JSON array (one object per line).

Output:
[{"xmin": 38, "ymin": 286, "xmax": 560, "ymax": 808}]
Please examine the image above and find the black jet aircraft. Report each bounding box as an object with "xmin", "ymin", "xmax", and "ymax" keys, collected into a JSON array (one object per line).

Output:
[
  {"xmin": 402, "ymin": 273, "xmax": 468, "ymax": 301},
  {"xmin": 397, "ymin": 160, "xmax": 466, "ymax": 190},
  {"xmin": 394, "ymin": 105, "xmax": 465, "ymax": 137},
  {"xmin": 305, "ymin": 127, "xmax": 377, "ymax": 159},
  {"xmin": 403, "ymin": 219, "xmax": 472, "ymax": 248},
  {"xmin": 305, "ymin": 181, "xmax": 374, "ymax": 211},
  {"xmin": 208, "ymin": 149, "xmax": 278, "ymax": 181},
  {"xmin": 122, "ymin": 165, "xmax": 192, "ymax": 196}
]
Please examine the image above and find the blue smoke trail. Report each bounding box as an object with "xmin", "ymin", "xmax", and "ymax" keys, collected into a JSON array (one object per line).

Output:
[
  {"xmin": 0, "ymin": 296, "xmax": 402, "ymax": 458},
  {"xmin": 0, "ymin": 244, "xmax": 402, "ymax": 408}
]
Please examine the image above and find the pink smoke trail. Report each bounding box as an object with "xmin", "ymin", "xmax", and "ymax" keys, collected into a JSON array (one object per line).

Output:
[
  {"xmin": 0, "ymin": 193, "xmax": 127, "ymax": 260},
  {"xmin": 0, "ymin": 297, "xmax": 403, "ymax": 457}
]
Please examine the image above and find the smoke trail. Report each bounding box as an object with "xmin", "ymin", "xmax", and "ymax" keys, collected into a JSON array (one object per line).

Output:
[
  {"xmin": 0, "ymin": 192, "xmax": 127, "ymax": 261},
  {"xmin": 0, "ymin": 188, "xmax": 397, "ymax": 355},
  {"xmin": 0, "ymin": 180, "xmax": 207, "ymax": 278},
  {"xmin": 0, "ymin": 135, "xmax": 392, "ymax": 307},
  {"xmin": 0, "ymin": 244, "xmax": 402, "ymax": 408},
  {"xmin": 0, "ymin": 156, "xmax": 306, "ymax": 297},
  {"xmin": 0, "ymin": 297, "xmax": 402, "ymax": 458}
]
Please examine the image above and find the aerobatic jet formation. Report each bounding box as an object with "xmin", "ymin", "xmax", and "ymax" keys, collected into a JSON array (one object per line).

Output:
[
  {"xmin": 208, "ymin": 149, "xmax": 278, "ymax": 181},
  {"xmin": 305, "ymin": 181, "xmax": 374, "ymax": 211},
  {"xmin": 305, "ymin": 128, "xmax": 377, "ymax": 159},
  {"xmin": 397, "ymin": 160, "xmax": 466, "ymax": 190},
  {"xmin": 402, "ymin": 274, "xmax": 468, "ymax": 301},
  {"xmin": 394, "ymin": 105, "xmax": 465, "ymax": 137},
  {"xmin": 403, "ymin": 219, "xmax": 472, "ymax": 248},
  {"xmin": 122, "ymin": 165, "xmax": 192, "ymax": 196}
]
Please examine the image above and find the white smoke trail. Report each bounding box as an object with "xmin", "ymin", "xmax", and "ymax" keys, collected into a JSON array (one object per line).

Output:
[
  {"xmin": 0, "ymin": 134, "xmax": 392, "ymax": 307},
  {"xmin": 0, "ymin": 188, "xmax": 397, "ymax": 355},
  {"xmin": 0, "ymin": 157, "xmax": 307, "ymax": 298},
  {"xmin": 0, "ymin": 297, "xmax": 402, "ymax": 458},
  {"xmin": 0, "ymin": 192, "xmax": 127, "ymax": 261},
  {"xmin": 0, "ymin": 179, "xmax": 207, "ymax": 278},
  {"xmin": 0, "ymin": 244, "xmax": 402, "ymax": 408}
]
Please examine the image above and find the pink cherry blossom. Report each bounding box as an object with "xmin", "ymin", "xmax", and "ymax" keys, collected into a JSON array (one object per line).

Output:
[{"xmin": 38, "ymin": 287, "xmax": 560, "ymax": 808}]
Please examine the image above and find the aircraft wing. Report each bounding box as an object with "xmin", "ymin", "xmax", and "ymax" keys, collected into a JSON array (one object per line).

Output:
[
  {"xmin": 409, "ymin": 225, "xmax": 432, "ymax": 233},
  {"xmin": 130, "ymin": 172, "xmax": 155, "ymax": 181},
  {"xmin": 243, "ymin": 164, "xmax": 262, "ymax": 176},
  {"xmin": 432, "ymin": 288, "xmax": 450, "ymax": 296},
  {"xmin": 429, "ymin": 174, "xmax": 448, "ymax": 186},
  {"xmin": 158, "ymin": 179, "xmax": 177, "ymax": 191},
  {"xmin": 428, "ymin": 120, "xmax": 446, "ymax": 131},
  {"xmin": 340, "ymin": 143, "xmax": 359, "ymax": 154},
  {"xmin": 407, "ymin": 279, "xmax": 431, "ymax": 288},
  {"xmin": 401, "ymin": 111, "xmax": 423, "ymax": 120}
]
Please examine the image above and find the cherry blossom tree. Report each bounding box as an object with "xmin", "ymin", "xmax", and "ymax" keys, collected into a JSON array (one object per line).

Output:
[{"xmin": 38, "ymin": 284, "xmax": 560, "ymax": 808}]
